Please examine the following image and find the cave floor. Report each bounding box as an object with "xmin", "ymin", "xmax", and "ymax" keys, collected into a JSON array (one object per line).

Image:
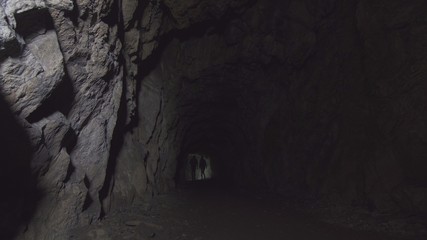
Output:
[{"xmin": 68, "ymin": 181, "xmax": 422, "ymax": 240}]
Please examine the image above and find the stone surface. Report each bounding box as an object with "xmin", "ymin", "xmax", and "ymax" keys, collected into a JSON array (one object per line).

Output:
[
  {"xmin": 0, "ymin": 5, "xmax": 20, "ymax": 58},
  {"xmin": 0, "ymin": 29, "xmax": 65, "ymax": 118},
  {"xmin": 34, "ymin": 112, "xmax": 72, "ymax": 156},
  {"xmin": 1, "ymin": 0, "xmax": 122, "ymax": 238},
  {"xmin": 122, "ymin": 0, "xmax": 138, "ymax": 29},
  {"xmin": 45, "ymin": 0, "xmax": 73, "ymax": 11}
]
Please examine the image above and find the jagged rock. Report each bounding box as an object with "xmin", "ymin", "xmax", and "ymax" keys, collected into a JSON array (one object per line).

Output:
[
  {"xmin": 0, "ymin": 5, "xmax": 21, "ymax": 57},
  {"xmin": 139, "ymin": 0, "xmax": 162, "ymax": 60},
  {"xmin": 124, "ymin": 28, "xmax": 139, "ymax": 57},
  {"xmin": 0, "ymin": 29, "xmax": 64, "ymax": 118},
  {"xmin": 40, "ymin": 148, "xmax": 71, "ymax": 189},
  {"xmin": 46, "ymin": 1, "xmax": 124, "ymax": 231},
  {"xmin": 110, "ymin": 132, "xmax": 148, "ymax": 209},
  {"xmin": 18, "ymin": 118, "xmax": 51, "ymax": 176},
  {"xmin": 122, "ymin": 0, "xmax": 138, "ymax": 29},
  {"xmin": 45, "ymin": 0, "xmax": 73, "ymax": 11},
  {"xmin": 34, "ymin": 112, "xmax": 72, "ymax": 156}
]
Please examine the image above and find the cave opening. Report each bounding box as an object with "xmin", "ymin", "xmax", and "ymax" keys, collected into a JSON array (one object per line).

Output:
[{"xmin": 174, "ymin": 120, "xmax": 248, "ymax": 189}]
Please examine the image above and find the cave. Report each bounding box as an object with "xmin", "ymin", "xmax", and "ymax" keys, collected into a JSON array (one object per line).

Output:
[{"xmin": 1, "ymin": 0, "xmax": 427, "ymax": 239}]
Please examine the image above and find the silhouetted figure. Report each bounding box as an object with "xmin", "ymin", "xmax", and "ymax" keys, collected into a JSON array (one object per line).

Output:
[
  {"xmin": 199, "ymin": 156, "xmax": 207, "ymax": 179},
  {"xmin": 189, "ymin": 156, "xmax": 198, "ymax": 181}
]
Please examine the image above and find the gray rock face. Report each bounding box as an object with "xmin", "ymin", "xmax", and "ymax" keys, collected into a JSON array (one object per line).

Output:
[
  {"xmin": 1, "ymin": 0, "xmax": 122, "ymax": 239},
  {"xmin": 0, "ymin": 30, "xmax": 64, "ymax": 118},
  {"xmin": 0, "ymin": 5, "xmax": 20, "ymax": 57},
  {"xmin": 45, "ymin": 0, "xmax": 73, "ymax": 11}
]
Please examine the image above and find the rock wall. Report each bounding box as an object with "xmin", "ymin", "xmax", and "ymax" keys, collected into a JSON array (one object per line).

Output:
[
  {"xmin": 1, "ymin": 0, "xmax": 427, "ymax": 239},
  {"xmin": 1, "ymin": 0, "xmax": 123, "ymax": 238}
]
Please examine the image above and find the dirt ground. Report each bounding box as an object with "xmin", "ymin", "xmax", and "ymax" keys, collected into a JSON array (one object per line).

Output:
[{"xmin": 66, "ymin": 181, "xmax": 426, "ymax": 240}]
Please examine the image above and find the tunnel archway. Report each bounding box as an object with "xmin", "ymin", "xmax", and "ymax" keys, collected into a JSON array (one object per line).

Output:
[{"xmin": 174, "ymin": 117, "xmax": 254, "ymax": 188}]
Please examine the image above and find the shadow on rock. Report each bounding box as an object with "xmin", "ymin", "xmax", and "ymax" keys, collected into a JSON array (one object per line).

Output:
[{"xmin": 0, "ymin": 95, "xmax": 41, "ymax": 239}]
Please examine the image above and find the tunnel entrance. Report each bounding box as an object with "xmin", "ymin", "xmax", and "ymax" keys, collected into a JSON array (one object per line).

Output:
[{"xmin": 184, "ymin": 153, "xmax": 214, "ymax": 181}]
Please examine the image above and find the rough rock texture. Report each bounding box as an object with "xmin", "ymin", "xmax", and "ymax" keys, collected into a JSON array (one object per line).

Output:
[
  {"xmin": 1, "ymin": 0, "xmax": 122, "ymax": 239},
  {"xmin": 1, "ymin": 0, "xmax": 427, "ymax": 239},
  {"xmin": 0, "ymin": 30, "xmax": 64, "ymax": 118}
]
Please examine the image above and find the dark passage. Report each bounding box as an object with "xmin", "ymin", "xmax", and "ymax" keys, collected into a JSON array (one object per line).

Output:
[{"xmin": 68, "ymin": 181, "xmax": 420, "ymax": 240}]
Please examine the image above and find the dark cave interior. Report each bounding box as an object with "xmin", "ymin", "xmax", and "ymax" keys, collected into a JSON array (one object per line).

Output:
[{"xmin": 1, "ymin": 0, "xmax": 427, "ymax": 239}]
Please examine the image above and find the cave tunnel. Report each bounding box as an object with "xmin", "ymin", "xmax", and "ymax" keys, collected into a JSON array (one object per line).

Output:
[{"xmin": 1, "ymin": 0, "xmax": 427, "ymax": 239}]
